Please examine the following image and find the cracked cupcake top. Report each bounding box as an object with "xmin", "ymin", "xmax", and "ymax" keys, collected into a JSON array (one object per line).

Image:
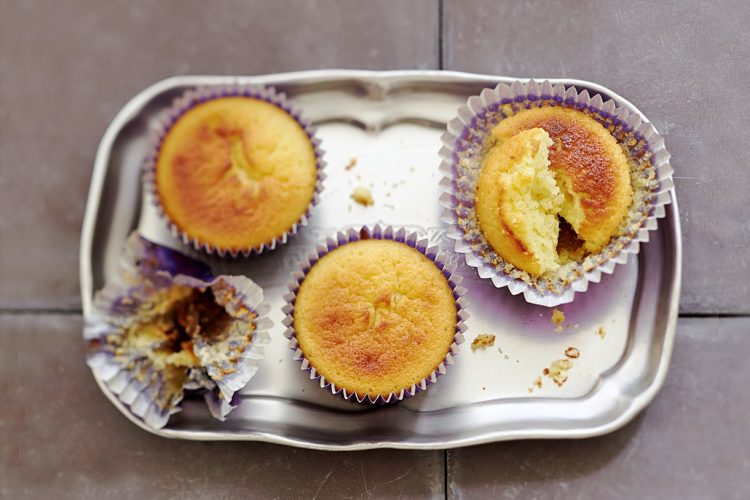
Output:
[
  {"xmin": 292, "ymin": 239, "xmax": 457, "ymax": 399},
  {"xmin": 155, "ymin": 96, "xmax": 318, "ymax": 252}
]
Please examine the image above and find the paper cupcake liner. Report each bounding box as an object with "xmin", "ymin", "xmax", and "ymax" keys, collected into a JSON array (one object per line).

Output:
[
  {"xmin": 281, "ymin": 223, "xmax": 469, "ymax": 405},
  {"xmin": 84, "ymin": 232, "xmax": 272, "ymax": 429},
  {"xmin": 142, "ymin": 83, "xmax": 327, "ymax": 257},
  {"xmin": 438, "ymin": 80, "xmax": 673, "ymax": 306}
]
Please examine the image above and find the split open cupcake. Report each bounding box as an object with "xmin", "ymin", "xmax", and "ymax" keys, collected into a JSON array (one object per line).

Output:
[{"xmin": 440, "ymin": 81, "xmax": 673, "ymax": 306}]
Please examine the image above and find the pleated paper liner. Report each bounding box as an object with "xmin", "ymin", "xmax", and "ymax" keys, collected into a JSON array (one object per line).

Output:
[
  {"xmin": 142, "ymin": 83, "xmax": 326, "ymax": 257},
  {"xmin": 438, "ymin": 80, "xmax": 673, "ymax": 306},
  {"xmin": 84, "ymin": 232, "xmax": 272, "ymax": 429},
  {"xmin": 281, "ymin": 224, "xmax": 469, "ymax": 404}
]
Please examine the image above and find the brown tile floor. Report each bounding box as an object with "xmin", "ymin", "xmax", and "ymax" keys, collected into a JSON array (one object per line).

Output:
[
  {"xmin": 3, "ymin": 315, "xmax": 748, "ymax": 499},
  {"xmin": 447, "ymin": 317, "xmax": 750, "ymax": 500},
  {"xmin": 1, "ymin": 0, "xmax": 748, "ymax": 498},
  {"xmin": 0, "ymin": 0, "xmax": 439, "ymax": 310},
  {"xmin": 0, "ymin": 314, "xmax": 445, "ymax": 500}
]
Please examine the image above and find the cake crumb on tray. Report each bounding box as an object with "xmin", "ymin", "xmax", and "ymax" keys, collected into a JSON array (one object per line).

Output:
[
  {"xmin": 545, "ymin": 358, "xmax": 573, "ymax": 387},
  {"xmin": 351, "ymin": 186, "xmax": 374, "ymax": 206},
  {"xmin": 565, "ymin": 347, "xmax": 580, "ymax": 359},
  {"xmin": 551, "ymin": 308, "xmax": 565, "ymax": 332},
  {"xmin": 471, "ymin": 334, "xmax": 496, "ymax": 350}
]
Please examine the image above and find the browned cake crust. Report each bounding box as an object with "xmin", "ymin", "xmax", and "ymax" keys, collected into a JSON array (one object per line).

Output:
[
  {"xmin": 156, "ymin": 97, "xmax": 318, "ymax": 252},
  {"xmin": 293, "ymin": 239, "xmax": 457, "ymax": 399},
  {"xmin": 491, "ymin": 106, "xmax": 633, "ymax": 252}
]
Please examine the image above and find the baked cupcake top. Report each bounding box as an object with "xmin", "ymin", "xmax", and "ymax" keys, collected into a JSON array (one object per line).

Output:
[
  {"xmin": 292, "ymin": 239, "xmax": 457, "ymax": 399},
  {"xmin": 490, "ymin": 106, "xmax": 633, "ymax": 253},
  {"xmin": 155, "ymin": 96, "xmax": 318, "ymax": 252}
]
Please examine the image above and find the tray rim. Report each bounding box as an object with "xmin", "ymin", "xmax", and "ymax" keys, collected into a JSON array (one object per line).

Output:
[{"xmin": 79, "ymin": 69, "xmax": 682, "ymax": 450}]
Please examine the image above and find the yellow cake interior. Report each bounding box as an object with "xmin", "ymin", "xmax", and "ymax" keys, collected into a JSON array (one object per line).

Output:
[
  {"xmin": 477, "ymin": 128, "xmax": 563, "ymax": 276},
  {"xmin": 293, "ymin": 239, "xmax": 457, "ymax": 399}
]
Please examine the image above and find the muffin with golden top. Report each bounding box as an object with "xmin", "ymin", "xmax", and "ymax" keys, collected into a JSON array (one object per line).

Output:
[
  {"xmin": 149, "ymin": 87, "xmax": 322, "ymax": 255},
  {"xmin": 288, "ymin": 230, "xmax": 464, "ymax": 403}
]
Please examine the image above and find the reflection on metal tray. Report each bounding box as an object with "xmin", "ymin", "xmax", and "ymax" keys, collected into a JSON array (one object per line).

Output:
[{"xmin": 80, "ymin": 70, "xmax": 681, "ymax": 450}]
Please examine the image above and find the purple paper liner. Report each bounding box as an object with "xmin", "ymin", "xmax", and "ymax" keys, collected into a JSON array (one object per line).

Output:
[
  {"xmin": 142, "ymin": 83, "xmax": 327, "ymax": 257},
  {"xmin": 438, "ymin": 80, "xmax": 673, "ymax": 307},
  {"xmin": 84, "ymin": 232, "xmax": 272, "ymax": 429},
  {"xmin": 281, "ymin": 223, "xmax": 470, "ymax": 405}
]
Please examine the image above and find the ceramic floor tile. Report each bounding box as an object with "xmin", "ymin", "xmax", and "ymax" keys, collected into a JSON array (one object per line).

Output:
[
  {"xmin": 0, "ymin": 313, "xmax": 444, "ymax": 500},
  {"xmin": 447, "ymin": 317, "xmax": 750, "ymax": 500},
  {"xmin": 0, "ymin": 0, "xmax": 439, "ymax": 310},
  {"xmin": 443, "ymin": 0, "xmax": 750, "ymax": 314}
]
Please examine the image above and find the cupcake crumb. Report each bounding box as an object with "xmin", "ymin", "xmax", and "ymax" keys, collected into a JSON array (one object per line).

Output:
[
  {"xmin": 345, "ymin": 157, "xmax": 358, "ymax": 170},
  {"xmin": 471, "ymin": 334, "xmax": 496, "ymax": 350},
  {"xmin": 351, "ymin": 187, "xmax": 374, "ymax": 206},
  {"xmin": 546, "ymin": 358, "xmax": 574, "ymax": 387},
  {"xmin": 598, "ymin": 326, "xmax": 607, "ymax": 339},
  {"xmin": 565, "ymin": 347, "xmax": 580, "ymax": 359},
  {"xmin": 528, "ymin": 376, "xmax": 543, "ymax": 393},
  {"xmin": 551, "ymin": 309, "xmax": 565, "ymax": 333}
]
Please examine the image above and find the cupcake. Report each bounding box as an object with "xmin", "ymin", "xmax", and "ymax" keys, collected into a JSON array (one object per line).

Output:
[
  {"xmin": 476, "ymin": 107, "xmax": 633, "ymax": 276},
  {"xmin": 440, "ymin": 81, "xmax": 673, "ymax": 306},
  {"xmin": 282, "ymin": 225, "xmax": 468, "ymax": 404},
  {"xmin": 144, "ymin": 85, "xmax": 325, "ymax": 256},
  {"xmin": 84, "ymin": 232, "xmax": 272, "ymax": 428}
]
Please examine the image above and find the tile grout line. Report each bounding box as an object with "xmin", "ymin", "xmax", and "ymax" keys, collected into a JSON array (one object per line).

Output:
[
  {"xmin": 438, "ymin": 0, "xmax": 444, "ymax": 69},
  {"xmin": 0, "ymin": 308, "xmax": 83, "ymax": 315},
  {"xmin": 676, "ymin": 313, "xmax": 750, "ymax": 318},
  {"xmin": 443, "ymin": 449, "xmax": 449, "ymax": 500}
]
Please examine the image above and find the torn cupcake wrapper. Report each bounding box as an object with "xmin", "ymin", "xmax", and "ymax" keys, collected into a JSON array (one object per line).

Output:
[
  {"xmin": 141, "ymin": 82, "xmax": 327, "ymax": 257},
  {"xmin": 84, "ymin": 232, "xmax": 271, "ymax": 429},
  {"xmin": 439, "ymin": 80, "xmax": 673, "ymax": 307},
  {"xmin": 281, "ymin": 223, "xmax": 469, "ymax": 405}
]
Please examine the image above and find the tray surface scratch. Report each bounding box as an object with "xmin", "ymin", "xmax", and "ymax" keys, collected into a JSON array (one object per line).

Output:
[{"xmin": 80, "ymin": 70, "xmax": 681, "ymax": 450}]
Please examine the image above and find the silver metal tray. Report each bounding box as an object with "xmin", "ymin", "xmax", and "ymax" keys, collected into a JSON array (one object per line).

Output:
[{"xmin": 80, "ymin": 70, "xmax": 682, "ymax": 450}]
